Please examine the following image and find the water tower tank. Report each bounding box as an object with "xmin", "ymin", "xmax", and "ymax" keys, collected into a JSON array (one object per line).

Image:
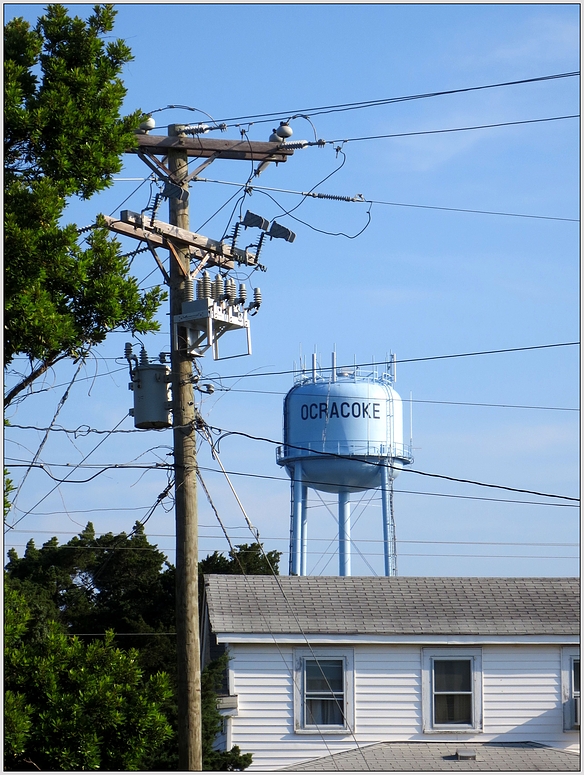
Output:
[{"xmin": 276, "ymin": 354, "xmax": 413, "ymax": 577}]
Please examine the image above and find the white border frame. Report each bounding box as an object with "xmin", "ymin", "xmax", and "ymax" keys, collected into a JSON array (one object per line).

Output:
[
  {"xmin": 422, "ymin": 647, "xmax": 483, "ymax": 733},
  {"xmin": 561, "ymin": 646, "xmax": 580, "ymax": 731},
  {"xmin": 293, "ymin": 648, "xmax": 355, "ymax": 735}
]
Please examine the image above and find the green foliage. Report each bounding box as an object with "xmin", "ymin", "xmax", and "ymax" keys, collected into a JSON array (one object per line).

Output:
[
  {"xmin": 4, "ymin": 468, "xmax": 16, "ymax": 519},
  {"xmin": 4, "ymin": 582, "xmax": 173, "ymax": 771},
  {"xmin": 5, "ymin": 4, "xmax": 137, "ymax": 199},
  {"xmin": 5, "ymin": 522, "xmax": 177, "ymax": 678},
  {"xmin": 4, "ymin": 423, "xmax": 16, "ymax": 518},
  {"xmin": 5, "ymin": 525, "xmax": 273, "ymax": 770},
  {"xmin": 4, "ymin": 4, "xmax": 165, "ymax": 401},
  {"xmin": 200, "ymin": 542, "xmax": 282, "ymax": 577},
  {"xmin": 6, "ymin": 525, "xmax": 179, "ymax": 770}
]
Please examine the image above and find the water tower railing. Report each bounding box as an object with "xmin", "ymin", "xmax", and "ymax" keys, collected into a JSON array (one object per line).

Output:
[
  {"xmin": 292, "ymin": 366, "xmax": 395, "ymax": 386},
  {"xmin": 276, "ymin": 441, "xmax": 413, "ymax": 465}
]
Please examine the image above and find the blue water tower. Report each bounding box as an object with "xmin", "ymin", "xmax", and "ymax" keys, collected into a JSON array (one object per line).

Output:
[{"xmin": 276, "ymin": 353, "xmax": 413, "ymax": 577}]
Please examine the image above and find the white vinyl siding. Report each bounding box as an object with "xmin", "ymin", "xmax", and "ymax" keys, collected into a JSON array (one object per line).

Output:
[
  {"xmin": 482, "ymin": 646, "xmax": 563, "ymax": 739},
  {"xmin": 355, "ymin": 646, "xmax": 421, "ymax": 735},
  {"xmin": 228, "ymin": 644, "xmax": 422, "ymax": 770},
  {"xmin": 224, "ymin": 642, "xmax": 578, "ymax": 771}
]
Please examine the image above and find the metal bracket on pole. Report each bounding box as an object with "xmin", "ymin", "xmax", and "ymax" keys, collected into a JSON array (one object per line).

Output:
[
  {"xmin": 189, "ymin": 253, "xmax": 212, "ymax": 281},
  {"xmin": 174, "ymin": 298, "xmax": 252, "ymax": 360},
  {"xmin": 184, "ymin": 153, "xmax": 221, "ymax": 184},
  {"xmin": 137, "ymin": 149, "xmax": 175, "ymax": 183},
  {"xmin": 137, "ymin": 150, "xmax": 190, "ymax": 201},
  {"xmin": 167, "ymin": 240, "xmax": 189, "ymax": 279},
  {"xmin": 147, "ymin": 243, "xmax": 171, "ymax": 285}
]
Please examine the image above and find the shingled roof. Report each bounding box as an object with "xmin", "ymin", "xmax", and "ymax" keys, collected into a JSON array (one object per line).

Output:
[
  {"xmin": 279, "ymin": 741, "xmax": 581, "ymax": 771},
  {"xmin": 204, "ymin": 575, "xmax": 579, "ymax": 636}
]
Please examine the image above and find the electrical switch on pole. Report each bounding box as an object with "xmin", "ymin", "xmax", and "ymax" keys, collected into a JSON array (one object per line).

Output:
[{"xmin": 168, "ymin": 124, "xmax": 202, "ymax": 771}]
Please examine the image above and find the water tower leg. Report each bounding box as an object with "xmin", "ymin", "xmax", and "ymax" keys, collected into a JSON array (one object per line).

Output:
[
  {"xmin": 381, "ymin": 465, "xmax": 397, "ymax": 577},
  {"xmin": 288, "ymin": 477, "xmax": 295, "ymax": 575},
  {"xmin": 339, "ymin": 491, "xmax": 351, "ymax": 577},
  {"xmin": 300, "ymin": 484, "xmax": 308, "ymax": 575},
  {"xmin": 291, "ymin": 463, "xmax": 304, "ymax": 576}
]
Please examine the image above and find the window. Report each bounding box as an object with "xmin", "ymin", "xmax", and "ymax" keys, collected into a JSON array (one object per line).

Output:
[
  {"xmin": 422, "ymin": 648, "xmax": 482, "ymax": 733},
  {"xmin": 305, "ymin": 658, "xmax": 344, "ymax": 725},
  {"xmin": 433, "ymin": 659, "xmax": 473, "ymax": 725},
  {"xmin": 293, "ymin": 648, "xmax": 354, "ymax": 733},
  {"xmin": 561, "ymin": 647, "xmax": 580, "ymax": 730},
  {"xmin": 573, "ymin": 659, "xmax": 580, "ymax": 727}
]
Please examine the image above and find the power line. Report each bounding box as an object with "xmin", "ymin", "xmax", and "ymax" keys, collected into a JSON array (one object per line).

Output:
[
  {"xmin": 210, "ymin": 71, "xmax": 580, "ymax": 125},
  {"xmin": 3, "ymin": 366, "xmax": 128, "ymax": 403},
  {"xmin": 115, "ymin": 175, "xmax": 579, "ymax": 224},
  {"xmin": 10, "ymin": 341, "xmax": 576, "ymax": 371},
  {"xmin": 4, "ymin": 468, "xmax": 578, "ymax": 516},
  {"xmin": 201, "ymin": 427, "xmax": 579, "ymax": 502},
  {"xmin": 8, "ymin": 528, "xmax": 578, "ymax": 547},
  {"xmin": 194, "ymin": 464, "xmax": 578, "ymax": 509},
  {"xmin": 195, "ymin": 448, "xmax": 367, "ymax": 768},
  {"xmin": 5, "ymin": 416, "xmax": 130, "ymax": 531},
  {"xmin": 204, "ymin": 341, "xmax": 579, "ymax": 382},
  {"xmin": 325, "ymin": 114, "xmax": 579, "ymax": 145},
  {"xmin": 5, "ymin": 445, "xmax": 578, "ymax": 509},
  {"xmin": 209, "ymin": 388, "xmax": 578, "ymax": 413},
  {"xmin": 5, "ymin": 543, "xmax": 576, "ymax": 562},
  {"xmin": 256, "ymin": 184, "xmax": 373, "ymax": 240},
  {"xmin": 7, "ymin": 389, "xmax": 578, "ymax": 440},
  {"xmin": 194, "ymin": 177, "xmax": 579, "ymax": 224},
  {"xmin": 6, "ymin": 453, "xmax": 579, "ymax": 505},
  {"xmin": 7, "ymin": 506, "xmax": 152, "ymax": 516},
  {"xmin": 11, "ymin": 362, "xmax": 83, "ymax": 512},
  {"xmin": 6, "ymin": 461, "xmax": 170, "ymax": 472},
  {"xmin": 367, "ymin": 197, "xmax": 579, "ymax": 223},
  {"xmin": 7, "ymin": 424, "xmax": 162, "ymax": 435},
  {"xmin": 107, "ymin": 176, "xmax": 150, "ymax": 216}
]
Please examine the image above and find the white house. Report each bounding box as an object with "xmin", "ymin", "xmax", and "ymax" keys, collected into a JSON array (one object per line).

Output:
[{"xmin": 201, "ymin": 575, "xmax": 580, "ymax": 771}]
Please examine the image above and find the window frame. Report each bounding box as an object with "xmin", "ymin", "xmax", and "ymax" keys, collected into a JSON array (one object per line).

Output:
[
  {"xmin": 422, "ymin": 647, "xmax": 483, "ymax": 733},
  {"xmin": 561, "ymin": 646, "xmax": 580, "ymax": 731},
  {"xmin": 293, "ymin": 648, "xmax": 354, "ymax": 734}
]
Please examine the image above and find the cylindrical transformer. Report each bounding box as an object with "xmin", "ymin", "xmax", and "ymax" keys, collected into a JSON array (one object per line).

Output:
[{"xmin": 129, "ymin": 363, "xmax": 172, "ymax": 429}]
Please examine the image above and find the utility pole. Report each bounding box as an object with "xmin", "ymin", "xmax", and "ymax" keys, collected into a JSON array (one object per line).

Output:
[
  {"xmin": 112, "ymin": 121, "xmax": 295, "ymax": 771},
  {"xmin": 168, "ymin": 124, "xmax": 201, "ymax": 771}
]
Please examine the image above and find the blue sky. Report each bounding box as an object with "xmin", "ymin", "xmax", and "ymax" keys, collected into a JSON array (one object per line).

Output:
[{"xmin": 4, "ymin": 3, "xmax": 580, "ymax": 577}]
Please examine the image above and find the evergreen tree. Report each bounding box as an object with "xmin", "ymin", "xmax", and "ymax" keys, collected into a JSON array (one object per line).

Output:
[
  {"xmin": 4, "ymin": 4, "xmax": 165, "ymax": 407},
  {"xmin": 5, "ymin": 525, "xmax": 278, "ymax": 770},
  {"xmin": 6, "ymin": 522, "xmax": 177, "ymax": 678},
  {"xmin": 4, "ymin": 583, "xmax": 173, "ymax": 771},
  {"xmin": 199, "ymin": 542, "xmax": 282, "ymax": 577}
]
